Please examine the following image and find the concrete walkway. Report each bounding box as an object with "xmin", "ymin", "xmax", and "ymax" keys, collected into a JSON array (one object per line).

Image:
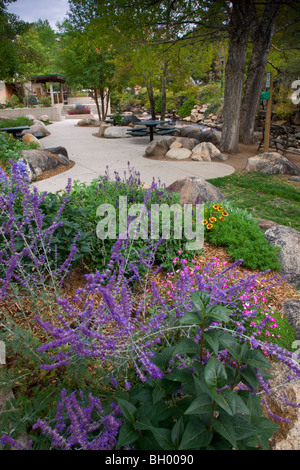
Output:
[{"xmin": 32, "ymin": 119, "xmax": 235, "ymax": 193}]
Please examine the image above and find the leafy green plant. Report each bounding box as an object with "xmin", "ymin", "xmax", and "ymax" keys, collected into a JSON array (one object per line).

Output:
[
  {"xmin": 116, "ymin": 291, "xmax": 279, "ymax": 450},
  {"xmin": 177, "ymin": 97, "xmax": 198, "ymax": 117},
  {"xmin": 207, "ymin": 171, "xmax": 300, "ymax": 232},
  {"xmin": 203, "ymin": 201, "xmax": 281, "ymax": 271},
  {"xmin": 0, "ymin": 117, "xmax": 33, "ymax": 128},
  {"xmin": 0, "ymin": 132, "xmax": 39, "ymax": 167}
]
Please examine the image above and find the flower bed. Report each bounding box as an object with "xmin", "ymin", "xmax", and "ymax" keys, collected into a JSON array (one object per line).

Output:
[{"xmin": 0, "ymin": 163, "xmax": 299, "ymax": 451}]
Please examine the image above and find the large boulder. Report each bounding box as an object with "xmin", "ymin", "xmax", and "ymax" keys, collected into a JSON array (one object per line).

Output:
[
  {"xmin": 246, "ymin": 152, "xmax": 300, "ymax": 175},
  {"xmin": 282, "ymin": 300, "xmax": 300, "ymax": 340},
  {"xmin": 171, "ymin": 137, "xmax": 200, "ymax": 150},
  {"xmin": 21, "ymin": 149, "xmax": 61, "ymax": 181},
  {"xmin": 45, "ymin": 146, "xmax": 70, "ymax": 166},
  {"xmin": 104, "ymin": 126, "xmax": 132, "ymax": 138},
  {"xmin": 179, "ymin": 126, "xmax": 220, "ymax": 145},
  {"xmin": 166, "ymin": 176, "xmax": 224, "ymax": 205},
  {"xmin": 122, "ymin": 114, "xmax": 141, "ymax": 126},
  {"xmin": 22, "ymin": 133, "xmax": 44, "ymax": 148},
  {"xmin": 144, "ymin": 139, "xmax": 170, "ymax": 157},
  {"xmin": 165, "ymin": 147, "xmax": 192, "ymax": 160},
  {"xmin": 21, "ymin": 120, "xmax": 50, "ymax": 138},
  {"xmin": 264, "ymin": 224, "xmax": 300, "ymax": 287},
  {"xmin": 192, "ymin": 142, "xmax": 222, "ymax": 161}
]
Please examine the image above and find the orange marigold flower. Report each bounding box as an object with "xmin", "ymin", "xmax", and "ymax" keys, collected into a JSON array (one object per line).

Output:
[
  {"xmin": 219, "ymin": 216, "xmax": 224, "ymax": 220},
  {"xmin": 207, "ymin": 223, "xmax": 213, "ymax": 229}
]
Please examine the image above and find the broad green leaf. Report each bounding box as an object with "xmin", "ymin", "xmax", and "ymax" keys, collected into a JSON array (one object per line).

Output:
[
  {"xmin": 205, "ymin": 304, "xmax": 231, "ymax": 323},
  {"xmin": 152, "ymin": 386, "xmax": 165, "ymax": 405},
  {"xmin": 116, "ymin": 423, "xmax": 139, "ymax": 449},
  {"xmin": 165, "ymin": 368, "xmax": 193, "ymax": 383},
  {"xmin": 191, "ymin": 291, "xmax": 210, "ymax": 313},
  {"xmin": 231, "ymin": 414, "xmax": 259, "ymax": 441},
  {"xmin": 209, "ymin": 388, "xmax": 235, "ymax": 416},
  {"xmin": 244, "ymin": 349, "xmax": 274, "ymax": 369},
  {"xmin": 179, "ymin": 416, "xmax": 212, "ymax": 450},
  {"xmin": 204, "ymin": 357, "xmax": 227, "ymax": 389},
  {"xmin": 171, "ymin": 417, "xmax": 185, "ymax": 448},
  {"xmin": 173, "ymin": 338, "xmax": 199, "ymax": 356},
  {"xmin": 117, "ymin": 398, "xmax": 137, "ymax": 423},
  {"xmin": 245, "ymin": 417, "xmax": 279, "ymax": 450},
  {"xmin": 179, "ymin": 311, "xmax": 203, "ymax": 325},
  {"xmin": 203, "ymin": 331, "xmax": 219, "ymax": 354},
  {"xmin": 210, "ymin": 413, "xmax": 237, "ymax": 448},
  {"xmin": 184, "ymin": 393, "xmax": 214, "ymax": 415}
]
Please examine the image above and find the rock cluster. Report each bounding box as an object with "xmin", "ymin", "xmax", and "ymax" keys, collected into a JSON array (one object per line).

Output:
[
  {"xmin": 144, "ymin": 132, "xmax": 227, "ymax": 162},
  {"xmin": 21, "ymin": 146, "xmax": 70, "ymax": 181}
]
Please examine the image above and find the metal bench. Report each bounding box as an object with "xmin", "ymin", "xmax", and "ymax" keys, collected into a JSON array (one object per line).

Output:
[
  {"xmin": 154, "ymin": 126, "xmax": 176, "ymax": 136},
  {"xmin": 258, "ymin": 124, "xmax": 289, "ymax": 153},
  {"xmin": 126, "ymin": 128, "xmax": 150, "ymax": 137}
]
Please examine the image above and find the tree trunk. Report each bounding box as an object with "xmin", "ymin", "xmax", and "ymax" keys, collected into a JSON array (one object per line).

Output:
[
  {"xmin": 239, "ymin": 2, "xmax": 281, "ymax": 144},
  {"xmin": 92, "ymin": 87, "xmax": 103, "ymax": 121},
  {"xmin": 220, "ymin": 0, "xmax": 254, "ymax": 153},
  {"xmin": 160, "ymin": 59, "xmax": 168, "ymax": 121},
  {"xmin": 146, "ymin": 79, "xmax": 156, "ymax": 119}
]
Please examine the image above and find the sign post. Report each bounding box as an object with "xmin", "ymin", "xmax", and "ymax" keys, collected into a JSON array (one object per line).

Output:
[{"xmin": 263, "ymin": 72, "xmax": 274, "ymax": 152}]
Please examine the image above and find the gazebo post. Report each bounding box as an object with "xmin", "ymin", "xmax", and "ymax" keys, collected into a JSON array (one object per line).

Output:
[{"xmin": 49, "ymin": 82, "xmax": 55, "ymax": 106}]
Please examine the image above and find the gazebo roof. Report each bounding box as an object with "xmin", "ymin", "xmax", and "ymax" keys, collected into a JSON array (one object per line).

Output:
[{"xmin": 30, "ymin": 74, "xmax": 66, "ymax": 83}]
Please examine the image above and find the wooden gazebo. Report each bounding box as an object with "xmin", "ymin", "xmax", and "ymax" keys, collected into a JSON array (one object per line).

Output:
[{"xmin": 30, "ymin": 74, "xmax": 67, "ymax": 105}]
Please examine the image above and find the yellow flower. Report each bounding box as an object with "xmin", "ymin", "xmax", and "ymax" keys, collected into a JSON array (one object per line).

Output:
[
  {"xmin": 222, "ymin": 211, "xmax": 229, "ymax": 217},
  {"xmin": 219, "ymin": 216, "xmax": 224, "ymax": 220},
  {"xmin": 209, "ymin": 217, "xmax": 217, "ymax": 223},
  {"xmin": 201, "ymin": 219, "xmax": 208, "ymax": 225},
  {"xmin": 207, "ymin": 223, "xmax": 213, "ymax": 229},
  {"xmin": 213, "ymin": 205, "xmax": 218, "ymax": 210}
]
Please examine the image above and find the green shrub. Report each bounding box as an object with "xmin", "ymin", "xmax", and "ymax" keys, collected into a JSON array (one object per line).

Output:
[
  {"xmin": 0, "ymin": 117, "xmax": 33, "ymax": 129},
  {"xmin": 177, "ymin": 97, "xmax": 198, "ymax": 117},
  {"xmin": 203, "ymin": 201, "xmax": 281, "ymax": 271},
  {"xmin": 0, "ymin": 132, "xmax": 39, "ymax": 167}
]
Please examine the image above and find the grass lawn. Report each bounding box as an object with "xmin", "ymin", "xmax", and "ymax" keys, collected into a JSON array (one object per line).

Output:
[{"xmin": 207, "ymin": 171, "xmax": 300, "ymax": 232}]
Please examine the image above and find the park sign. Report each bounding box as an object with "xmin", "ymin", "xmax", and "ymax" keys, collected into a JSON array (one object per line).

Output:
[{"xmin": 260, "ymin": 91, "xmax": 270, "ymax": 100}]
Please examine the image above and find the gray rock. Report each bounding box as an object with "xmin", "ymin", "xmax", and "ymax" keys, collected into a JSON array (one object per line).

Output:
[
  {"xmin": 58, "ymin": 154, "xmax": 70, "ymax": 166},
  {"xmin": 264, "ymin": 224, "xmax": 300, "ymax": 287},
  {"xmin": 45, "ymin": 146, "xmax": 69, "ymax": 159},
  {"xmin": 165, "ymin": 147, "xmax": 192, "ymax": 160},
  {"xmin": 21, "ymin": 149, "xmax": 61, "ymax": 181},
  {"xmin": 104, "ymin": 126, "xmax": 131, "ymax": 138},
  {"xmin": 122, "ymin": 114, "xmax": 141, "ymax": 126},
  {"xmin": 192, "ymin": 142, "xmax": 222, "ymax": 160},
  {"xmin": 289, "ymin": 176, "xmax": 300, "ymax": 182},
  {"xmin": 21, "ymin": 120, "xmax": 50, "ymax": 138},
  {"xmin": 166, "ymin": 176, "xmax": 224, "ymax": 205},
  {"xmin": 282, "ymin": 300, "xmax": 300, "ymax": 340},
  {"xmin": 174, "ymin": 137, "xmax": 200, "ymax": 150},
  {"xmin": 179, "ymin": 126, "xmax": 219, "ymax": 143},
  {"xmin": 246, "ymin": 152, "xmax": 300, "ymax": 175},
  {"xmin": 144, "ymin": 139, "xmax": 169, "ymax": 157}
]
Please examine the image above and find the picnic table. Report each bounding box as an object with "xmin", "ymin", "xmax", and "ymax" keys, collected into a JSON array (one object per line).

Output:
[
  {"xmin": 0, "ymin": 126, "xmax": 30, "ymax": 139},
  {"xmin": 127, "ymin": 120, "xmax": 176, "ymax": 141},
  {"xmin": 0, "ymin": 125, "xmax": 44, "ymax": 141}
]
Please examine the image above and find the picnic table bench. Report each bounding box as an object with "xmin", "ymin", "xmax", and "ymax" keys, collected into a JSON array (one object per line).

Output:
[
  {"xmin": 126, "ymin": 120, "xmax": 176, "ymax": 141},
  {"xmin": 257, "ymin": 124, "xmax": 290, "ymax": 153},
  {"xmin": 0, "ymin": 126, "xmax": 44, "ymax": 141}
]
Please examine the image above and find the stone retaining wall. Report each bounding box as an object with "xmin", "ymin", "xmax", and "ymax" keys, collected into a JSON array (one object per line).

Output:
[{"xmin": 0, "ymin": 106, "xmax": 62, "ymax": 121}]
